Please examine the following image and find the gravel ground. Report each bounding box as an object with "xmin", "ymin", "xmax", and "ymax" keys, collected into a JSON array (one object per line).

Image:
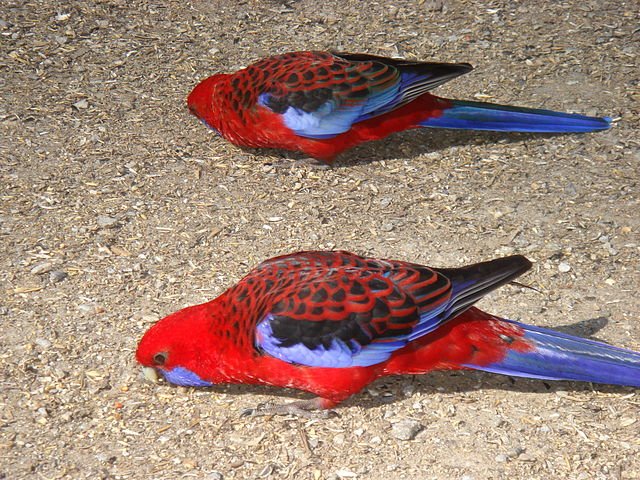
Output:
[{"xmin": 2, "ymin": 1, "xmax": 639, "ymax": 479}]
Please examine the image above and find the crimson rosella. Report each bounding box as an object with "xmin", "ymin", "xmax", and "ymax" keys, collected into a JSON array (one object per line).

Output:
[
  {"xmin": 187, "ymin": 51, "xmax": 611, "ymax": 163},
  {"xmin": 137, "ymin": 251, "xmax": 640, "ymax": 415}
]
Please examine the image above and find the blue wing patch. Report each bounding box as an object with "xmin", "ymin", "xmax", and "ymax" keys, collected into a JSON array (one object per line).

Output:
[
  {"xmin": 253, "ymin": 255, "xmax": 532, "ymax": 369},
  {"xmin": 256, "ymin": 313, "xmax": 407, "ymax": 368},
  {"xmin": 281, "ymin": 100, "xmax": 364, "ymax": 139},
  {"xmin": 258, "ymin": 78, "xmax": 402, "ymax": 139},
  {"xmin": 256, "ymin": 314, "xmax": 357, "ymax": 367}
]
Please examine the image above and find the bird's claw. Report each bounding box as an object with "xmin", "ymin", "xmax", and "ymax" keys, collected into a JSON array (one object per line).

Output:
[
  {"xmin": 240, "ymin": 401, "xmax": 338, "ymax": 419},
  {"xmin": 293, "ymin": 157, "xmax": 332, "ymax": 169}
]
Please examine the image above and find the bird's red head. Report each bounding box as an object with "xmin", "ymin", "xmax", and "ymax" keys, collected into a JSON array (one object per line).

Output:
[
  {"xmin": 187, "ymin": 74, "xmax": 228, "ymax": 134},
  {"xmin": 136, "ymin": 302, "xmax": 222, "ymax": 387}
]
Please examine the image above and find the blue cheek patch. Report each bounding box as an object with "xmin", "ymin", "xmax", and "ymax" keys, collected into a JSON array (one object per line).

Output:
[
  {"xmin": 198, "ymin": 117, "xmax": 220, "ymax": 136},
  {"xmin": 162, "ymin": 367, "xmax": 214, "ymax": 387}
]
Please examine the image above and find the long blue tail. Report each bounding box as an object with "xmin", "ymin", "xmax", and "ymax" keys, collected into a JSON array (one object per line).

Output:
[
  {"xmin": 420, "ymin": 99, "xmax": 611, "ymax": 133},
  {"xmin": 469, "ymin": 320, "xmax": 640, "ymax": 387}
]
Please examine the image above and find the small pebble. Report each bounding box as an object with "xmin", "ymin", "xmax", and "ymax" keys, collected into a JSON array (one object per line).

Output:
[
  {"xmin": 78, "ymin": 303, "xmax": 94, "ymax": 313},
  {"xmin": 335, "ymin": 469, "xmax": 357, "ymax": 478},
  {"xmin": 49, "ymin": 270, "xmax": 68, "ymax": 283},
  {"xmin": 564, "ymin": 182, "xmax": 577, "ymax": 196},
  {"xmin": 402, "ymin": 383, "xmax": 415, "ymax": 396},
  {"xmin": 495, "ymin": 246, "xmax": 515, "ymax": 256},
  {"xmin": 78, "ymin": 303, "xmax": 104, "ymax": 313},
  {"xmin": 620, "ymin": 417, "xmax": 636, "ymax": 427},
  {"xmin": 73, "ymin": 98, "xmax": 88, "ymax": 109},
  {"xmin": 424, "ymin": 0, "xmax": 445, "ymax": 12},
  {"xmin": 495, "ymin": 454, "xmax": 508, "ymax": 463},
  {"xmin": 391, "ymin": 419, "xmax": 423, "ymax": 441},
  {"xmin": 35, "ymin": 338, "xmax": 52, "ymax": 349},
  {"xmin": 258, "ymin": 464, "xmax": 273, "ymax": 477},
  {"xmin": 510, "ymin": 446, "xmax": 525, "ymax": 457},
  {"xmin": 96, "ymin": 215, "xmax": 118, "ymax": 228},
  {"xmin": 30, "ymin": 261, "xmax": 53, "ymax": 275},
  {"xmin": 602, "ymin": 242, "xmax": 618, "ymax": 255},
  {"xmin": 558, "ymin": 262, "xmax": 571, "ymax": 273}
]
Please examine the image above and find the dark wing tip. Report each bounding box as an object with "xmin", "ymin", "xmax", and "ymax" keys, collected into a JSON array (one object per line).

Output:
[
  {"xmin": 332, "ymin": 51, "xmax": 473, "ymax": 69},
  {"xmin": 431, "ymin": 254, "xmax": 533, "ymax": 320},
  {"xmin": 420, "ymin": 62, "xmax": 473, "ymax": 82},
  {"xmin": 331, "ymin": 53, "xmax": 473, "ymax": 90},
  {"xmin": 434, "ymin": 254, "xmax": 533, "ymax": 297},
  {"xmin": 489, "ymin": 254, "xmax": 533, "ymax": 278}
]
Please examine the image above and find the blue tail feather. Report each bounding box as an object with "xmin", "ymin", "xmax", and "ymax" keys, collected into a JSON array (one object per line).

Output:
[
  {"xmin": 468, "ymin": 320, "xmax": 640, "ymax": 387},
  {"xmin": 420, "ymin": 99, "xmax": 611, "ymax": 133}
]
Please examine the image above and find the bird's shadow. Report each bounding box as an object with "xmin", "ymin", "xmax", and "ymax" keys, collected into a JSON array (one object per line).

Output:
[
  {"xmin": 192, "ymin": 316, "xmax": 637, "ymax": 412},
  {"xmin": 250, "ymin": 130, "xmax": 567, "ymax": 168}
]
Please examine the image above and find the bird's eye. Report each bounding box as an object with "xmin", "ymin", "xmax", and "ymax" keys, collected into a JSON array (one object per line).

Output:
[{"xmin": 153, "ymin": 352, "xmax": 168, "ymax": 366}]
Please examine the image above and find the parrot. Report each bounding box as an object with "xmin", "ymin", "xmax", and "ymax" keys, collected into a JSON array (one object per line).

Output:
[
  {"xmin": 187, "ymin": 51, "xmax": 611, "ymax": 163},
  {"xmin": 136, "ymin": 251, "xmax": 640, "ymax": 416}
]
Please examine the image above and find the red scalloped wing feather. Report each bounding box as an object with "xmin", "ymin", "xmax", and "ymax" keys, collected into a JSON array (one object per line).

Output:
[
  {"xmin": 221, "ymin": 51, "xmax": 399, "ymax": 113},
  {"xmin": 187, "ymin": 52, "xmax": 451, "ymax": 161},
  {"xmin": 224, "ymin": 251, "xmax": 452, "ymax": 349}
]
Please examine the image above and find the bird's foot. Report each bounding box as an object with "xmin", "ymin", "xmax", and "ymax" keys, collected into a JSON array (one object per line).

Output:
[
  {"xmin": 241, "ymin": 398, "xmax": 339, "ymax": 419},
  {"xmin": 292, "ymin": 157, "xmax": 332, "ymax": 169},
  {"xmin": 267, "ymin": 155, "xmax": 332, "ymax": 170}
]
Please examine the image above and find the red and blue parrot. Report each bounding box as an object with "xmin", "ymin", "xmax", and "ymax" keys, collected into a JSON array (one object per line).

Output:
[
  {"xmin": 137, "ymin": 251, "xmax": 640, "ymax": 415},
  {"xmin": 187, "ymin": 51, "xmax": 611, "ymax": 163}
]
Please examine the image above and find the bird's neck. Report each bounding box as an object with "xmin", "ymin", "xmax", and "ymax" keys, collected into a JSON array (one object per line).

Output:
[{"xmin": 195, "ymin": 291, "xmax": 267, "ymax": 383}]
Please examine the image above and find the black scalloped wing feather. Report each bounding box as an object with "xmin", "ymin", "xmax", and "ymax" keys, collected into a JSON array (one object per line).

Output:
[
  {"xmin": 254, "ymin": 51, "xmax": 471, "ymax": 115},
  {"xmin": 252, "ymin": 251, "xmax": 452, "ymax": 367}
]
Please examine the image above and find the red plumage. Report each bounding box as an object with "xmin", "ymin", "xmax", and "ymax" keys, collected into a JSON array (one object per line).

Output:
[
  {"xmin": 187, "ymin": 51, "xmax": 610, "ymax": 163},
  {"xmin": 138, "ymin": 302, "xmax": 527, "ymax": 409},
  {"xmin": 138, "ymin": 251, "xmax": 640, "ymax": 413}
]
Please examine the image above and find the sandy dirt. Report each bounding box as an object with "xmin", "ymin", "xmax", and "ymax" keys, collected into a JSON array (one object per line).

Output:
[{"xmin": 1, "ymin": 1, "xmax": 639, "ymax": 479}]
